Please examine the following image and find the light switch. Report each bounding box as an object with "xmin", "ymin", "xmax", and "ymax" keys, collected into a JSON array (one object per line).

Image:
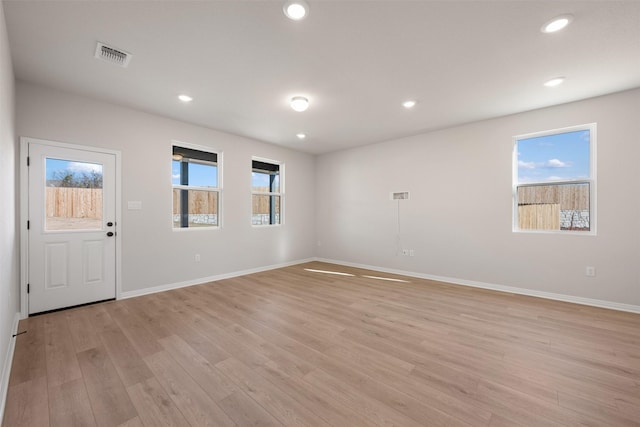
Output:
[{"xmin": 127, "ymin": 201, "xmax": 142, "ymax": 210}]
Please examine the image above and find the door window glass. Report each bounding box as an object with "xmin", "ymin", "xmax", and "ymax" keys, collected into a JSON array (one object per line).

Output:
[{"xmin": 45, "ymin": 158, "xmax": 103, "ymax": 230}]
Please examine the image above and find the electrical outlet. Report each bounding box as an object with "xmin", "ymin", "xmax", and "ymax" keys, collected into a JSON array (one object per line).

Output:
[
  {"xmin": 195, "ymin": 254, "xmax": 201, "ymax": 262},
  {"xmin": 409, "ymin": 249, "xmax": 415, "ymax": 257},
  {"xmin": 585, "ymin": 266, "xmax": 595, "ymax": 277}
]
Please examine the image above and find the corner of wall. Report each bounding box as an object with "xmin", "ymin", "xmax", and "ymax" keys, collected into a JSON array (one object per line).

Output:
[{"xmin": 0, "ymin": 0, "xmax": 21, "ymax": 423}]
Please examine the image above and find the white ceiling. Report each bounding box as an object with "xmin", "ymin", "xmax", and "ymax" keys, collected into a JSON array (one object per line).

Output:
[{"xmin": 4, "ymin": 1, "xmax": 640, "ymax": 154}]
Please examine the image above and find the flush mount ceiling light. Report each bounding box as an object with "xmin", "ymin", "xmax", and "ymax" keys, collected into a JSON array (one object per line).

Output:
[
  {"xmin": 402, "ymin": 100, "xmax": 417, "ymax": 109},
  {"xmin": 296, "ymin": 133, "xmax": 307, "ymax": 140},
  {"xmin": 283, "ymin": 0, "xmax": 309, "ymax": 20},
  {"xmin": 541, "ymin": 14, "xmax": 573, "ymax": 33},
  {"xmin": 290, "ymin": 96, "xmax": 309, "ymax": 112},
  {"xmin": 178, "ymin": 94, "xmax": 193, "ymax": 102},
  {"xmin": 544, "ymin": 77, "xmax": 565, "ymax": 87}
]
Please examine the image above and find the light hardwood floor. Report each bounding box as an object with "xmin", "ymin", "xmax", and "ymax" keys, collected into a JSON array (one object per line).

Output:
[{"xmin": 3, "ymin": 261, "xmax": 640, "ymax": 426}]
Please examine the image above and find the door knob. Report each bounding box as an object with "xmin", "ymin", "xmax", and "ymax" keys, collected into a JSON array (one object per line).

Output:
[
  {"xmin": 106, "ymin": 231, "xmax": 115, "ymax": 237},
  {"xmin": 107, "ymin": 222, "xmax": 114, "ymax": 227}
]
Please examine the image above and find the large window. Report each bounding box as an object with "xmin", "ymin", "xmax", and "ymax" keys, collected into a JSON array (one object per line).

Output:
[
  {"xmin": 252, "ymin": 158, "xmax": 282, "ymax": 225},
  {"xmin": 513, "ymin": 124, "xmax": 595, "ymax": 233},
  {"xmin": 172, "ymin": 144, "xmax": 220, "ymax": 229}
]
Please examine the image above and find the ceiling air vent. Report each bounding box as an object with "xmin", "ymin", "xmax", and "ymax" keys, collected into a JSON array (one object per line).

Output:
[{"xmin": 94, "ymin": 42, "xmax": 132, "ymax": 68}]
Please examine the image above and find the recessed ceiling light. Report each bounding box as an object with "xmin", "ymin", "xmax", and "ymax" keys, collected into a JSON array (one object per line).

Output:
[
  {"xmin": 544, "ymin": 77, "xmax": 565, "ymax": 87},
  {"xmin": 402, "ymin": 100, "xmax": 417, "ymax": 109},
  {"xmin": 290, "ymin": 96, "xmax": 309, "ymax": 112},
  {"xmin": 541, "ymin": 14, "xmax": 573, "ymax": 33},
  {"xmin": 283, "ymin": 0, "xmax": 309, "ymax": 20},
  {"xmin": 178, "ymin": 94, "xmax": 193, "ymax": 102},
  {"xmin": 296, "ymin": 133, "xmax": 307, "ymax": 140}
]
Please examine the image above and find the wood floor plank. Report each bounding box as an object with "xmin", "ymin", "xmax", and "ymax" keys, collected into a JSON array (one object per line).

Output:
[
  {"xmin": 329, "ymin": 327, "xmax": 494, "ymax": 425},
  {"xmin": 218, "ymin": 390, "xmax": 281, "ymax": 427},
  {"xmin": 98, "ymin": 320, "xmax": 154, "ymax": 387},
  {"xmin": 5, "ymin": 261, "xmax": 640, "ymax": 427},
  {"xmin": 44, "ymin": 312, "xmax": 83, "ymax": 388},
  {"xmin": 472, "ymin": 380, "xmax": 579, "ymax": 427},
  {"xmin": 326, "ymin": 333, "xmax": 415, "ymax": 376},
  {"xmin": 48, "ymin": 378, "xmax": 97, "ymax": 427},
  {"xmin": 125, "ymin": 378, "xmax": 189, "ymax": 427},
  {"xmin": 86, "ymin": 304, "xmax": 116, "ymax": 334},
  {"xmin": 256, "ymin": 361, "xmax": 380, "ymax": 427},
  {"xmin": 557, "ymin": 390, "xmax": 640, "ymax": 426},
  {"xmin": 204, "ymin": 287, "xmax": 332, "ymax": 352},
  {"xmin": 327, "ymin": 337, "xmax": 493, "ymax": 426},
  {"xmin": 144, "ymin": 350, "xmax": 236, "ymax": 426},
  {"xmin": 302, "ymin": 368, "xmax": 428, "ymax": 427},
  {"xmin": 2, "ymin": 375, "xmax": 49, "ymax": 427},
  {"xmin": 146, "ymin": 303, "xmax": 233, "ymax": 367},
  {"xmin": 615, "ymin": 396, "xmax": 640, "ymax": 422},
  {"xmin": 503, "ymin": 343, "xmax": 639, "ymax": 392},
  {"xmin": 488, "ymin": 413, "xmax": 528, "ymax": 427},
  {"xmin": 224, "ymin": 322, "xmax": 314, "ymax": 378},
  {"xmin": 215, "ymin": 357, "xmax": 330, "ymax": 427},
  {"xmin": 8, "ymin": 316, "xmax": 47, "ymax": 386},
  {"xmin": 66, "ymin": 307, "xmax": 100, "ymax": 353},
  {"xmin": 157, "ymin": 334, "xmax": 238, "ymax": 402},
  {"xmin": 116, "ymin": 417, "xmax": 144, "ymax": 427},
  {"xmin": 163, "ymin": 301, "xmax": 269, "ymax": 369},
  {"xmin": 77, "ymin": 346, "xmax": 138, "ymax": 427},
  {"xmin": 103, "ymin": 301, "xmax": 163, "ymax": 358},
  {"xmin": 118, "ymin": 297, "xmax": 173, "ymax": 341}
]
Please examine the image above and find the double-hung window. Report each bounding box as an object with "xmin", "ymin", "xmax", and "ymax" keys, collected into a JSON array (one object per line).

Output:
[
  {"xmin": 252, "ymin": 158, "xmax": 282, "ymax": 225},
  {"xmin": 513, "ymin": 124, "xmax": 595, "ymax": 233},
  {"xmin": 172, "ymin": 144, "xmax": 220, "ymax": 228}
]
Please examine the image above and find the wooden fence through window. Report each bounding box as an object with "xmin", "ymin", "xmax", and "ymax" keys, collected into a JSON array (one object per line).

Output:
[
  {"xmin": 518, "ymin": 204, "xmax": 560, "ymax": 230},
  {"xmin": 517, "ymin": 183, "xmax": 589, "ymax": 230},
  {"xmin": 172, "ymin": 189, "xmax": 218, "ymax": 215},
  {"xmin": 46, "ymin": 187, "xmax": 102, "ymax": 219},
  {"xmin": 517, "ymin": 183, "xmax": 589, "ymax": 210}
]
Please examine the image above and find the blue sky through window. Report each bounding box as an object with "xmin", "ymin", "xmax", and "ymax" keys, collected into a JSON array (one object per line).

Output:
[
  {"xmin": 517, "ymin": 129, "xmax": 590, "ymax": 184},
  {"xmin": 46, "ymin": 158, "xmax": 102, "ymax": 180},
  {"xmin": 252, "ymin": 172, "xmax": 279, "ymax": 191},
  {"xmin": 252, "ymin": 172, "xmax": 269, "ymax": 189},
  {"xmin": 172, "ymin": 160, "xmax": 217, "ymax": 187}
]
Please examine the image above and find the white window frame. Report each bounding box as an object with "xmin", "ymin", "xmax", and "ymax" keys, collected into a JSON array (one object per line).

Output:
[
  {"xmin": 171, "ymin": 141, "xmax": 222, "ymax": 230},
  {"xmin": 251, "ymin": 156, "xmax": 284, "ymax": 226},
  {"xmin": 512, "ymin": 123, "xmax": 596, "ymax": 235}
]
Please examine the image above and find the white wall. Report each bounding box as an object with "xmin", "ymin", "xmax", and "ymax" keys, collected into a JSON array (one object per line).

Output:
[
  {"xmin": 0, "ymin": 0, "xmax": 19, "ymax": 417},
  {"xmin": 16, "ymin": 82, "xmax": 316, "ymax": 294},
  {"xmin": 11, "ymin": 60, "xmax": 640, "ymax": 311},
  {"xmin": 316, "ymin": 89, "xmax": 640, "ymax": 308}
]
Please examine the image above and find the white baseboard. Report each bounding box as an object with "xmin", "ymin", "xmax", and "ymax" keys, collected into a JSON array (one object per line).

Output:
[
  {"xmin": 120, "ymin": 258, "xmax": 317, "ymax": 300},
  {"xmin": 120, "ymin": 255, "xmax": 640, "ymax": 314},
  {"xmin": 0, "ymin": 312, "xmax": 21, "ymax": 425},
  {"xmin": 316, "ymin": 258, "xmax": 640, "ymax": 314}
]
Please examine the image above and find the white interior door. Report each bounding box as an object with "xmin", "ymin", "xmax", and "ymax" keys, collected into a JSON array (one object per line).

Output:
[{"xmin": 28, "ymin": 142, "xmax": 117, "ymax": 314}]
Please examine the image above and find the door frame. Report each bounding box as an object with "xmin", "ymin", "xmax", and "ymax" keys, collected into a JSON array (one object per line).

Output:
[{"xmin": 20, "ymin": 137, "xmax": 122, "ymax": 318}]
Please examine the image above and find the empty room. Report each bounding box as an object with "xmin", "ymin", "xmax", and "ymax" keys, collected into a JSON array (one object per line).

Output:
[{"xmin": 1, "ymin": 1, "xmax": 639, "ymax": 426}]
